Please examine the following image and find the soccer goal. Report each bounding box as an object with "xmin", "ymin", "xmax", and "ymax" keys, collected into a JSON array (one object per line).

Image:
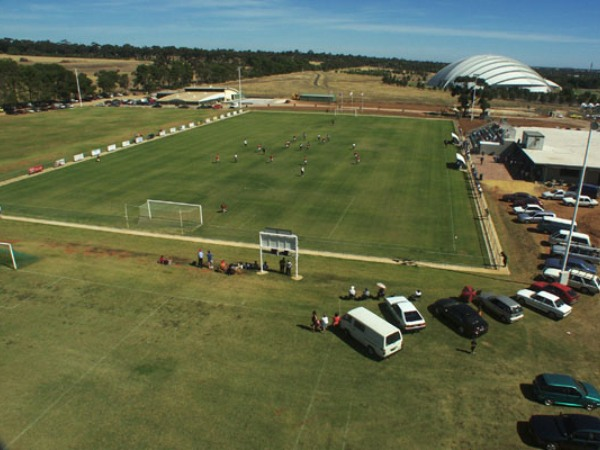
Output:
[
  {"xmin": 0, "ymin": 242, "xmax": 18, "ymax": 270},
  {"xmin": 128, "ymin": 199, "xmax": 203, "ymax": 234}
]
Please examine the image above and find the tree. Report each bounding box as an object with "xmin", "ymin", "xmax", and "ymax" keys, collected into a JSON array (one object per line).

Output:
[{"xmin": 96, "ymin": 70, "xmax": 120, "ymax": 93}]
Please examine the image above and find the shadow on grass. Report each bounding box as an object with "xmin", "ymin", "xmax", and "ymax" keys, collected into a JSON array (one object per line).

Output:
[
  {"xmin": 4, "ymin": 250, "xmax": 39, "ymax": 269},
  {"xmin": 520, "ymin": 383, "xmax": 536, "ymax": 402},
  {"xmin": 516, "ymin": 420, "xmax": 538, "ymax": 448},
  {"xmin": 328, "ymin": 326, "xmax": 382, "ymax": 362}
]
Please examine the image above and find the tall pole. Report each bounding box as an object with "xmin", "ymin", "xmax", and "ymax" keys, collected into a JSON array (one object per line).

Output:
[
  {"xmin": 75, "ymin": 68, "xmax": 83, "ymax": 107},
  {"xmin": 237, "ymin": 66, "xmax": 242, "ymax": 110},
  {"xmin": 361, "ymin": 92, "xmax": 364, "ymax": 112},
  {"xmin": 560, "ymin": 121, "xmax": 599, "ymax": 282}
]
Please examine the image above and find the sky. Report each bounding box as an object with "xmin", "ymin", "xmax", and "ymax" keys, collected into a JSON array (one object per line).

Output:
[{"xmin": 1, "ymin": 0, "xmax": 599, "ymax": 69}]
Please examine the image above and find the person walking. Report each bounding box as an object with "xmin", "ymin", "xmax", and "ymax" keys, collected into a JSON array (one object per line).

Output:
[
  {"xmin": 300, "ymin": 166, "xmax": 305, "ymax": 176},
  {"xmin": 470, "ymin": 338, "xmax": 477, "ymax": 354}
]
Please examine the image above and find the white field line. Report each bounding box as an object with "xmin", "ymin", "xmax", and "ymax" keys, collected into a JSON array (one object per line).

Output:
[
  {"xmin": 293, "ymin": 343, "xmax": 331, "ymax": 449},
  {"xmin": 1, "ymin": 215, "xmax": 506, "ymax": 275},
  {"xmin": 341, "ymin": 400, "xmax": 354, "ymax": 450},
  {"xmin": 327, "ymin": 196, "xmax": 355, "ymax": 238},
  {"xmin": 445, "ymin": 158, "xmax": 457, "ymax": 253},
  {"xmin": 8, "ymin": 295, "xmax": 173, "ymax": 447}
]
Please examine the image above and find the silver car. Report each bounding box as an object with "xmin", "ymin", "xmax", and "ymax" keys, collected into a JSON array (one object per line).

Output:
[{"xmin": 475, "ymin": 291, "xmax": 524, "ymax": 323}]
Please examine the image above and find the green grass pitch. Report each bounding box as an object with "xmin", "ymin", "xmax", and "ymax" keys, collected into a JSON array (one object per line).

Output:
[{"xmin": 0, "ymin": 111, "xmax": 487, "ymax": 266}]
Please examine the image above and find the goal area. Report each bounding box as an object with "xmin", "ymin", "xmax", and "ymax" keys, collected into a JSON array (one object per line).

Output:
[
  {"xmin": 126, "ymin": 199, "xmax": 203, "ymax": 234},
  {"xmin": 0, "ymin": 242, "xmax": 18, "ymax": 270}
]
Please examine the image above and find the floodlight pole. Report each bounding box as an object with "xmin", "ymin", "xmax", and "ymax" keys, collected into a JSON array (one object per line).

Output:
[
  {"xmin": 237, "ymin": 66, "xmax": 243, "ymax": 110},
  {"xmin": 559, "ymin": 120, "xmax": 598, "ymax": 283},
  {"xmin": 470, "ymin": 76, "xmax": 479, "ymax": 121},
  {"xmin": 75, "ymin": 68, "xmax": 83, "ymax": 107}
]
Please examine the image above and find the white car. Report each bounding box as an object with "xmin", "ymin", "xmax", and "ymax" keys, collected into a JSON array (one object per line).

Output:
[
  {"xmin": 384, "ymin": 296, "xmax": 427, "ymax": 331},
  {"xmin": 515, "ymin": 288, "xmax": 572, "ymax": 320},
  {"xmin": 513, "ymin": 204, "xmax": 545, "ymax": 215},
  {"xmin": 562, "ymin": 195, "xmax": 598, "ymax": 208},
  {"xmin": 541, "ymin": 189, "xmax": 576, "ymax": 200}
]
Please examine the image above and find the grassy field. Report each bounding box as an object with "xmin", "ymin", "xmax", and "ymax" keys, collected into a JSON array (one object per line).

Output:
[
  {"xmin": 1, "ymin": 217, "xmax": 599, "ymax": 450},
  {"xmin": 1, "ymin": 107, "xmax": 599, "ymax": 450},
  {"xmin": 0, "ymin": 107, "xmax": 210, "ymax": 181},
  {"xmin": 0, "ymin": 111, "xmax": 485, "ymax": 266}
]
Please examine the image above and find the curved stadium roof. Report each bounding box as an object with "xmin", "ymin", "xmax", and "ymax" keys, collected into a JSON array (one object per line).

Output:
[{"xmin": 428, "ymin": 55, "xmax": 560, "ymax": 93}]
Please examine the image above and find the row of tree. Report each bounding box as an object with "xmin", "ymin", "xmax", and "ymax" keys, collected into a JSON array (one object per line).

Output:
[{"xmin": 1, "ymin": 38, "xmax": 599, "ymax": 110}]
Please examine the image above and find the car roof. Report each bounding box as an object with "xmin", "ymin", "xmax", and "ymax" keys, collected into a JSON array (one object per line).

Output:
[
  {"xmin": 385, "ymin": 296, "xmax": 416, "ymax": 312},
  {"xmin": 540, "ymin": 373, "xmax": 578, "ymax": 387},
  {"xmin": 535, "ymin": 290, "xmax": 561, "ymax": 302},
  {"xmin": 478, "ymin": 292, "xmax": 519, "ymax": 306}
]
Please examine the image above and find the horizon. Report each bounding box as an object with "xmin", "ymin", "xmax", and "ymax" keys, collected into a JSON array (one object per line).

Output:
[{"xmin": 2, "ymin": 1, "xmax": 599, "ymax": 70}]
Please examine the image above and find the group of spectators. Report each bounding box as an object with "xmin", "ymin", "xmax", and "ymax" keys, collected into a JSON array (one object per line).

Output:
[{"xmin": 311, "ymin": 310, "xmax": 341, "ymax": 332}]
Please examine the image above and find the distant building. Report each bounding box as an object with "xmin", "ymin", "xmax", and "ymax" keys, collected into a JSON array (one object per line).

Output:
[
  {"xmin": 428, "ymin": 55, "xmax": 560, "ymax": 93},
  {"xmin": 472, "ymin": 123, "xmax": 600, "ymax": 184},
  {"xmin": 298, "ymin": 93, "xmax": 336, "ymax": 103},
  {"xmin": 158, "ymin": 86, "xmax": 240, "ymax": 106}
]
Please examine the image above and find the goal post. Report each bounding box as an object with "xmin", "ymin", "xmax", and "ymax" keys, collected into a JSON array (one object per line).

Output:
[
  {"xmin": 142, "ymin": 199, "xmax": 203, "ymax": 226},
  {"xmin": 0, "ymin": 242, "xmax": 18, "ymax": 270}
]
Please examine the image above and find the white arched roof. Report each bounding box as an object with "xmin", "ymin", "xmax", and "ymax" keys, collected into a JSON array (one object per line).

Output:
[{"xmin": 428, "ymin": 55, "xmax": 560, "ymax": 93}]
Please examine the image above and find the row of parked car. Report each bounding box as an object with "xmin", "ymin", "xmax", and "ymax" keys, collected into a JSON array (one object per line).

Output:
[{"xmin": 502, "ymin": 190, "xmax": 600, "ymax": 296}]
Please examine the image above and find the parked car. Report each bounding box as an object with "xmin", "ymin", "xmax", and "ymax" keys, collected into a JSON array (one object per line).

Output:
[
  {"xmin": 517, "ymin": 210, "xmax": 556, "ymax": 223},
  {"xmin": 544, "ymin": 256, "xmax": 597, "ymax": 275},
  {"xmin": 569, "ymin": 183, "xmax": 599, "ymax": 199},
  {"xmin": 529, "ymin": 281, "xmax": 579, "ymax": 305},
  {"xmin": 562, "ymin": 195, "xmax": 598, "ymax": 207},
  {"xmin": 513, "ymin": 196, "xmax": 543, "ymax": 208},
  {"xmin": 529, "ymin": 414, "xmax": 600, "ymax": 449},
  {"xmin": 513, "ymin": 204, "xmax": 545, "ymax": 215},
  {"xmin": 501, "ymin": 191, "xmax": 531, "ymax": 202},
  {"xmin": 533, "ymin": 373, "xmax": 600, "ymax": 411},
  {"xmin": 542, "ymin": 268, "xmax": 600, "ymax": 295},
  {"xmin": 548, "ymin": 230, "xmax": 592, "ymax": 247},
  {"xmin": 541, "ymin": 189, "xmax": 576, "ymax": 200},
  {"xmin": 551, "ymin": 243, "xmax": 600, "ymax": 265},
  {"xmin": 430, "ymin": 298, "xmax": 488, "ymax": 338},
  {"xmin": 515, "ymin": 289, "xmax": 572, "ymax": 320},
  {"xmin": 474, "ymin": 291, "xmax": 524, "ymax": 323},
  {"xmin": 384, "ymin": 296, "xmax": 427, "ymax": 331}
]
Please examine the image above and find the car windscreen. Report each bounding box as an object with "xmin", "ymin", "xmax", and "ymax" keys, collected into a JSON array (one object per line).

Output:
[
  {"xmin": 386, "ymin": 332, "xmax": 401, "ymax": 345},
  {"xmin": 404, "ymin": 311, "xmax": 422, "ymax": 322}
]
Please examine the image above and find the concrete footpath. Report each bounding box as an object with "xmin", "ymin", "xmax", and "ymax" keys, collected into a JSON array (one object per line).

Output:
[{"xmin": 2, "ymin": 215, "xmax": 509, "ymax": 276}]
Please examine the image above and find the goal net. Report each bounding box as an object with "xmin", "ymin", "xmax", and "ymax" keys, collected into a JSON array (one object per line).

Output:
[
  {"xmin": 127, "ymin": 200, "xmax": 203, "ymax": 234},
  {"xmin": 0, "ymin": 242, "xmax": 18, "ymax": 270}
]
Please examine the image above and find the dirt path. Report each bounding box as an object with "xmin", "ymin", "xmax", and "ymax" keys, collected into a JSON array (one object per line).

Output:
[{"xmin": 1, "ymin": 215, "xmax": 508, "ymax": 276}]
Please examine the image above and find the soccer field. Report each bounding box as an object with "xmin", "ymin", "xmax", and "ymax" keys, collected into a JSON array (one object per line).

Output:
[{"xmin": 0, "ymin": 111, "xmax": 486, "ymax": 266}]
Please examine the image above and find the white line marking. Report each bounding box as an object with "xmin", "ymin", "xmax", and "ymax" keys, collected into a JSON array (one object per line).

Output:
[
  {"xmin": 328, "ymin": 197, "xmax": 355, "ymax": 238},
  {"xmin": 8, "ymin": 295, "xmax": 172, "ymax": 447},
  {"xmin": 294, "ymin": 344, "xmax": 331, "ymax": 449}
]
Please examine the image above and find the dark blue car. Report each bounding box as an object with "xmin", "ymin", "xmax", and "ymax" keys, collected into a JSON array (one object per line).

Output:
[{"xmin": 544, "ymin": 256, "xmax": 597, "ymax": 275}]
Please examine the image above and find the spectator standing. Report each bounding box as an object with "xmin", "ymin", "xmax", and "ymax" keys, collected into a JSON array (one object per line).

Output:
[
  {"xmin": 332, "ymin": 313, "xmax": 341, "ymax": 327},
  {"xmin": 286, "ymin": 260, "xmax": 292, "ymax": 276},
  {"xmin": 470, "ymin": 339, "xmax": 477, "ymax": 354},
  {"xmin": 321, "ymin": 314, "xmax": 329, "ymax": 331},
  {"xmin": 197, "ymin": 249, "xmax": 204, "ymax": 268},
  {"xmin": 207, "ymin": 250, "xmax": 213, "ymax": 269}
]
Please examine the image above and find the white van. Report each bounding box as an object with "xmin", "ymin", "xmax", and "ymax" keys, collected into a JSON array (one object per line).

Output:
[
  {"xmin": 340, "ymin": 307, "xmax": 403, "ymax": 358},
  {"xmin": 548, "ymin": 229, "xmax": 592, "ymax": 247}
]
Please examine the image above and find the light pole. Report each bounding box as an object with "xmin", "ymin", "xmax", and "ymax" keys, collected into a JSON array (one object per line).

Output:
[
  {"xmin": 470, "ymin": 76, "xmax": 479, "ymax": 121},
  {"xmin": 361, "ymin": 92, "xmax": 364, "ymax": 112},
  {"xmin": 237, "ymin": 66, "xmax": 243, "ymax": 110},
  {"xmin": 559, "ymin": 120, "xmax": 599, "ymax": 283}
]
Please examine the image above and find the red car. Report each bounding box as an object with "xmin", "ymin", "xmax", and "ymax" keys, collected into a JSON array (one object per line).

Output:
[
  {"xmin": 512, "ymin": 196, "xmax": 543, "ymax": 208},
  {"xmin": 529, "ymin": 281, "xmax": 580, "ymax": 305}
]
